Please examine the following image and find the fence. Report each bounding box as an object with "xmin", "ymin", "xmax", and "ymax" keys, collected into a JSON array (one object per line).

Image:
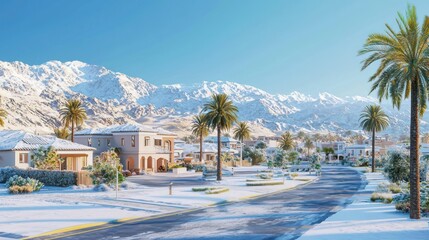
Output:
[{"xmin": 76, "ymin": 170, "xmax": 93, "ymax": 185}]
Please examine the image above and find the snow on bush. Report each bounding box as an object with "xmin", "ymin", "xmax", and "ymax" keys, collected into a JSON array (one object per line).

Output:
[
  {"xmin": 246, "ymin": 181, "xmax": 284, "ymax": 186},
  {"xmin": 6, "ymin": 175, "xmax": 44, "ymax": 194},
  {"xmin": 393, "ymin": 181, "xmax": 429, "ymax": 214},
  {"xmin": 370, "ymin": 192, "xmax": 393, "ymax": 203},
  {"xmin": 205, "ymin": 187, "xmax": 229, "ymax": 194},
  {"xmin": 192, "ymin": 186, "xmax": 229, "ymax": 194},
  {"xmin": 0, "ymin": 167, "xmax": 76, "ymax": 187},
  {"xmin": 87, "ymin": 151, "xmax": 125, "ymax": 186},
  {"xmin": 93, "ymin": 183, "xmax": 112, "ymax": 192}
]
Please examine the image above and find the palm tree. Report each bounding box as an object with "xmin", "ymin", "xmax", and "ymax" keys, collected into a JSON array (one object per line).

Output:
[
  {"xmin": 278, "ymin": 131, "xmax": 295, "ymax": 151},
  {"xmin": 296, "ymin": 130, "xmax": 307, "ymax": 141},
  {"xmin": 359, "ymin": 5, "xmax": 429, "ymax": 219},
  {"xmin": 0, "ymin": 108, "xmax": 7, "ymax": 127},
  {"xmin": 54, "ymin": 127, "xmax": 70, "ymax": 140},
  {"xmin": 202, "ymin": 94, "xmax": 238, "ymax": 181},
  {"xmin": 59, "ymin": 99, "xmax": 87, "ymax": 142},
  {"xmin": 191, "ymin": 114, "xmax": 209, "ymax": 163},
  {"xmin": 304, "ymin": 137, "xmax": 314, "ymax": 156},
  {"xmin": 359, "ymin": 105, "xmax": 390, "ymax": 173},
  {"xmin": 233, "ymin": 121, "xmax": 252, "ymax": 166}
]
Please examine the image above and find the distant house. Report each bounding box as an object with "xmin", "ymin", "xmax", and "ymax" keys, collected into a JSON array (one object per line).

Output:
[
  {"xmin": 0, "ymin": 130, "xmax": 94, "ymax": 170},
  {"xmin": 75, "ymin": 123, "xmax": 176, "ymax": 172},
  {"xmin": 204, "ymin": 136, "xmax": 239, "ymax": 150},
  {"xmin": 174, "ymin": 141, "xmax": 237, "ymax": 163},
  {"xmin": 345, "ymin": 144, "xmax": 381, "ymax": 160},
  {"xmin": 316, "ymin": 141, "xmax": 346, "ymax": 160}
]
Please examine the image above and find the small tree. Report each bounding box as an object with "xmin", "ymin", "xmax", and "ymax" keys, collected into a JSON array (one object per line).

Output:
[
  {"xmin": 255, "ymin": 141, "xmax": 267, "ymax": 150},
  {"xmin": 287, "ymin": 151, "xmax": 299, "ymax": 165},
  {"xmin": 384, "ymin": 152, "xmax": 410, "ymax": 183},
  {"xmin": 273, "ymin": 150, "xmax": 287, "ymax": 168},
  {"xmin": 249, "ymin": 149, "xmax": 265, "ymax": 165},
  {"xmin": 88, "ymin": 150, "xmax": 125, "ymax": 186},
  {"xmin": 31, "ymin": 147, "xmax": 63, "ymax": 170}
]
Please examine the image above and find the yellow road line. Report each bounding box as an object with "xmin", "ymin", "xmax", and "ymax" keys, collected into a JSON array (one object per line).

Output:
[{"xmin": 22, "ymin": 222, "xmax": 106, "ymax": 239}]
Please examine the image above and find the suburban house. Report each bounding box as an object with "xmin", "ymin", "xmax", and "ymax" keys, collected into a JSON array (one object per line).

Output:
[
  {"xmin": 345, "ymin": 144, "xmax": 381, "ymax": 160},
  {"xmin": 0, "ymin": 130, "xmax": 94, "ymax": 170},
  {"xmin": 204, "ymin": 136, "xmax": 240, "ymax": 150},
  {"xmin": 75, "ymin": 123, "xmax": 176, "ymax": 173},
  {"xmin": 316, "ymin": 141, "xmax": 346, "ymax": 160},
  {"xmin": 174, "ymin": 142, "xmax": 217, "ymax": 163}
]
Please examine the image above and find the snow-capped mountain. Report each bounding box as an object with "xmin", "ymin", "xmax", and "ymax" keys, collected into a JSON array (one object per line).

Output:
[{"xmin": 0, "ymin": 60, "xmax": 421, "ymax": 137}]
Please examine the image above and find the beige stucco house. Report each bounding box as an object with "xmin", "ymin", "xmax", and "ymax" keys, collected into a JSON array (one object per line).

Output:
[
  {"xmin": 75, "ymin": 123, "xmax": 176, "ymax": 173},
  {"xmin": 0, "ymin": 130, "xmax": 95, "ymax": 170}
]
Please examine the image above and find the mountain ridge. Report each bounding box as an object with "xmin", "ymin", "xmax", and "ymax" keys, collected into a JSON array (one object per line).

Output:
[{"xmin": 0, "ymin": 60, "xmax": 422, "ymax": 137}]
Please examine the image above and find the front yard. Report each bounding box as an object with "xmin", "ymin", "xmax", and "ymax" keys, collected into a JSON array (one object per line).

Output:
[{"xmin": 0, "ymin": 166, "xmax": 317, "ymax": 238}]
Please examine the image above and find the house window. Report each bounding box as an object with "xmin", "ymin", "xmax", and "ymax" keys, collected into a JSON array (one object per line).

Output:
[
  {"xmin": 107, "ymin": 139, "xmax": 111, "ymax": 146},
  {"xmin": 19, "ymin": 153, "xmax": 28, "ymax": 163},
  {"xmin": 83, "ymin": 159, "xmax": 88, "ymax": 167},
  {"xmin": 121, "ymin": 138, "xmax": 125, "ymax": 146},
  {"xmin": 88, "ymin": 138, "xmax": 92, "ymax": 147},
  {"xmin": 145, "ymin": 137, "xmax": 150, "ymax": 146},
  {"xmin": 154, "ymin": 139, "xmax": 162, "ymax": 146},
  {"xmin": 131, "ymin": 136, "xmax": 136, "ymax": 147},
  {"xmin": 98, "ymin": 139, "xmax": 101, "ymax": 147}
]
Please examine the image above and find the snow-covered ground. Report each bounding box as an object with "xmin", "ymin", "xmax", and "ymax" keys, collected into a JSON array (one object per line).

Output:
[
  {"xmin": 298, "ymin": 170, "xmax": 429, "ymax": 240},
  {"xmin": 0, "ymin": 168, "xmax": 317, "ymax": 238}
]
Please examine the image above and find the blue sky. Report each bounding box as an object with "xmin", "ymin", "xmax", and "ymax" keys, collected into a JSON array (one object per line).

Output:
[{"xmin": 0, "ymin": 0, "xmax": 428, "ymax": 96}]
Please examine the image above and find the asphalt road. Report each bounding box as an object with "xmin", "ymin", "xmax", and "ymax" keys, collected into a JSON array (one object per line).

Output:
[{"xmin": 32, "ymin": 167, "xmax": 364, "ymax": 240}]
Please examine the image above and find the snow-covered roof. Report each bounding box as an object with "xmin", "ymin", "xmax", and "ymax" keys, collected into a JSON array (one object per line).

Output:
[
  {"xmin": 204, "ymin": 136, "xmax": 239, "ymax": 143},
  {"xmin": 176, "ymin": 143, "xmax": 237, "ymax": 154},
  {"xmin": 0, "ymin": 130, "xmax": 95, "ymax": 151},
  {"xmin": 75, "ymin": 123, "xmax": 176, "ymax": 136}
]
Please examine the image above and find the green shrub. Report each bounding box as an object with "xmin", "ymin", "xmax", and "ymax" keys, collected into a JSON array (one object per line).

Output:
[
  {"xmin": 290, "ymin": 173, "xmax": 299, "ymax": 179},
  {"xmin": 246, "ymin": 178, "xmax": 274, "ymax": 182},
  {"xmin": 246, "ymin": 181, "xmax": 284, "ymax": 186},
  {"xmin": 170, "ymin": 165, "xmax": 184, "ymax": 169},
  {"xmin": 0, "ymin": 167, "xmax": 76, "ymax": 187},
  {"xmin": 388, "ymin": 183, "xmax": 402, "ymax": 194},
  {"xmin": 88, "ymin": 151, "xmax": 125, "ymax": 186},
  {"xmin": 192, "ymin": 187, "xmax": 219, "ymax": 192},
  {"xmin": 31, "ymin": 146, "xmax": 63, "ymax": 170},
  {"xmin": 370, "ymin": 192, "xmax": 393, "ymax": 203},
  {"xmin": 6, "ymin": 175, "xmax": 44, "ymax": 194},
  {"xmin": 384, "ymin": 152, "xmax": 409, "ymax": 183},
  {"xmin": 258, "ymin": 173, "xmax": 273, "ymax": 179},
  {"xmin": 205, "ymin": 187, "xmax": 229, "ymax": 194},
  {"xmin": 393, "ymin": 182, "xmax": 429, "ymax": 214}
]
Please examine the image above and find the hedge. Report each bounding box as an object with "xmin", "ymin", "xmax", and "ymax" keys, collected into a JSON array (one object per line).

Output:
[
  {"xmin": 0, "ymin": 167, "xmax": 77, "ymax": 187},
  {"xmin": 246, "ymin": 181, "xmax": 284, "ymax": 186},
  {"xmin": 205, "ymin": 187, "xmax": 229, "ymax": 194}
]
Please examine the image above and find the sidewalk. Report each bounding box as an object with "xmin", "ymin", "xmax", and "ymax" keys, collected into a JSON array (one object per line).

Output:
[{"xmin": 298, "ymin": 171, "xmax": 429, "ymax": 240}]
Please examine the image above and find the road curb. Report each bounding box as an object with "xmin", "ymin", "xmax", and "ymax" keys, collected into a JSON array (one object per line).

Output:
[{"xmin": 25, "ymin": 176, "xmax": 319, "ymax": 240}]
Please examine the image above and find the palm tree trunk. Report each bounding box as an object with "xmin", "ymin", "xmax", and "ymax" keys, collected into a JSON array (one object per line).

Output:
[
  {"xmin": 240, "ymin": 139, "xmax": 243, "ymax": 167},
  {"xmin": 71, "ymin": 121, "xmax": 75, "ymax": 142},
  {"xmin": 371, "ymin": 129, "xmax": 375, "ymax": 172},
  {"xmin": 217, "ymin": 125, "xmax": 222, "ymax": 181},
  {"xmin": 410, "ymin": 81, "xmax": 421, "ymax": 219},
  {"xmin": 199, "ymin": 132, "xmax": 203, "ymax": 163}
]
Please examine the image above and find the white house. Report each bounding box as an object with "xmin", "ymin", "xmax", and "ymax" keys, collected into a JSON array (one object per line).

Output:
[
  {"xmin": 345, "ymin": 144, "xmax": 381, "ymax": 160},
  {"xmin": 0, "ymin": 130, "xmax": 95, "ymax": 171},
  {"xmin": 75, "ymin": 123, "xmax": 176, "ymax": 172}
]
